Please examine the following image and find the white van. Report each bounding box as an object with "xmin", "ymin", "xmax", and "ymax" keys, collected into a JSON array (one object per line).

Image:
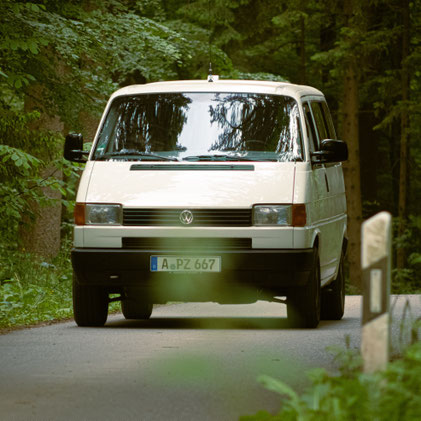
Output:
[{"xmin": 64, "ymin": 78, "xmax": 348, "ymax": 328}]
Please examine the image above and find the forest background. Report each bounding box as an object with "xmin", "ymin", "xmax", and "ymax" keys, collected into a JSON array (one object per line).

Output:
[{"xmin": 0, "ymin": 0, "xmax": 420, "ymax": 326}]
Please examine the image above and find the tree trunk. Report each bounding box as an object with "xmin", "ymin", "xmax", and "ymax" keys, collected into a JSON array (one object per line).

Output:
[
  {"xmin": 359, "ymin": 111, "xmax": 378, "ymax": 207},
  {"xmin": 320, "ymin": 17, "xmax": 335, "ymax": 86},
  {"xmin": 341, "ymin": 0, "xmax": 363, "ymax": 291},
  {"xmin": 20, "ymin": 83, "xmax": 63, "ymax": 260},
  {"xmin": 342, "ymin": 64, "xmax": 363, "ymax": 291},
  {"xmin": 397, "ymin": 0, "xmax": 410, "ymax": 269}
]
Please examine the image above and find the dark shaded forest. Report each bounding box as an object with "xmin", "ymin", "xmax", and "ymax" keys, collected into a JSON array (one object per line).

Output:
[{"xmin": 0, "ymin": 0, "xmax": 420, "ymax": 292}]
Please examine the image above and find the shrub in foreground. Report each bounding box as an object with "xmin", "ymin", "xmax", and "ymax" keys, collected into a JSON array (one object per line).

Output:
[{"xmin": 241, "ymin": 338, "xmax": 421, "ymax": 421}]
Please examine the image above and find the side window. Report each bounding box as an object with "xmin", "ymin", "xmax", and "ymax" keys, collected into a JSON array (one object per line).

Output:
[
  {"xmin": 303, "ymin": 102, "xmax": 318, "ymax": 152},
  {"xmin": 310, "ymin": 102, "xmax": 329, "ymax": 142},
  {"xmin": 295, "ymin": 116, "xmax": 305, "ymax": 161},
  {"xmin": 321, "ymin": 102, "xmax": 336, "ymax": 139}
]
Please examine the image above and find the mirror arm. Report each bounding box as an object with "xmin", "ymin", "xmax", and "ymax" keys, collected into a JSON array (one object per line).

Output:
[
  {"xmin": 70, "ymin": 150, "xmax": 88, "ymax": 163},
  {"xmin": 311, "ymin": 150, "xmax": 332, "ymax": 163},
  {"xmin": 311, "ymin": 151, "xmax": 328, "ymax": 157},
  {"xmin": 71, "ymin": 150, "xmax": 89, "ymax": 156}
]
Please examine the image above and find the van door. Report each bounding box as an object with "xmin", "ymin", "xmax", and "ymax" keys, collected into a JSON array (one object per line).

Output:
[
  {"xmin": 306, "ymin": 100, "xmax": 345, "ymax": 283},
  {"xmin": 303, "ymin": 102, "xmax": 330, "ymax": 281}
]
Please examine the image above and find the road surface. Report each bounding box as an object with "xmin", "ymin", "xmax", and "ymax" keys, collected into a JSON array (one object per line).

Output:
[{"xmin": 1, "ymin": 295, "xmax": 420, "ymax": 420}]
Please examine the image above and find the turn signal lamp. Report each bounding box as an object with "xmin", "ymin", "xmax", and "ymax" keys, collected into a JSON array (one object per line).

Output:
[
  {"xmin": 74, "ymin": 203, "xmax": 86, "ymax": 225},
  {"xmin": 292, "ymin": 204, "xmax": 307, "ymax": 227}
]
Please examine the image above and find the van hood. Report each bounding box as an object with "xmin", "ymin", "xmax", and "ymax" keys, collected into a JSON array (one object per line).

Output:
[{"xmin": 84, "ymin": 162, "xmax": 296, "ymax": 207}]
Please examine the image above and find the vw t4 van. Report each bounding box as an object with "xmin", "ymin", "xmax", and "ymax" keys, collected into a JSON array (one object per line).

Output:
[{"xmin": 64, "ymin": 78, "xmax": 348, "ymax": 328}]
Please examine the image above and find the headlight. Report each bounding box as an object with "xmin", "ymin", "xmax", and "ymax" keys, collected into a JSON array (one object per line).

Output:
[
  {"xmin": 253, "ymin": 205, "xmax": 291, "ymax": 226},
  {"xmin": 253, "ymin": 204, "xmax": 307, "ymax": 226},
  {"xmin": 86, "ymin": 204, "xmax": 122, "ymax": 225},
  {"xmin": 74, "ymin": 203, "xmax": 122, "ymax": 225}
]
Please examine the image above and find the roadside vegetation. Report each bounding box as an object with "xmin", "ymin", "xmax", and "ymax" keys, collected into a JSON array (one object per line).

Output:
[
  {"xmin": 0, "ymin": 247, "xmax": 73, "ymax": 329},
  {"xmin": 241, "ymin": 333, "xmax": 421, "ymax": 421},
  {"xmin": 0, "ymin": 243, "xmax": 128, "ymax": 330}
]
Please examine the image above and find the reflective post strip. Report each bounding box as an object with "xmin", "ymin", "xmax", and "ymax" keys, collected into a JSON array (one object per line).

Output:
[{"xmin": 361, "ymin": 211, "xmax": 392, "ymax": 373}]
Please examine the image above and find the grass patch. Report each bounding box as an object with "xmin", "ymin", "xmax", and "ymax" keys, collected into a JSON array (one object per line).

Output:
[
  {"xmin": 0, "ymin": 248, "xmax": 74, "ymax": 329},
  {"xmin": 0, "ymin": 244, "xmax": 124, "ymax": 330},
  {"xmin": 0, "ymin": 245, "xmax": 124, "ymax": 329}
]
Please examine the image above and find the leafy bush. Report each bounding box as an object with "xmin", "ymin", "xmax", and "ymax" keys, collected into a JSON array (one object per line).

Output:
[
  {"xmin": 241, "ymin": 337, "xmax": 421, "ymax": 421},
  {"xmin": 0, "ymin": 108, "xmax": 64, "ymax": 246},
  {"xmin": 0, "ymin": 239, "xmax": 122, "ymax": 329},
  {"xmin": 392, "ymin": 216, "xmax": 421, "ymax": 293},
  {"xmin": 0, "ymin": 246, "xmax": 73, "ymax": 328}
]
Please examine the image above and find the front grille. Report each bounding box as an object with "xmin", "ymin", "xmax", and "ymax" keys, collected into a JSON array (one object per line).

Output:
[
  {"xmin": 123, "ymin": 208, "xmax": 252, "ymax": 227},
  {"xmin": 122, "ymin": 237, "xmax": 252, "ymax": 250}
]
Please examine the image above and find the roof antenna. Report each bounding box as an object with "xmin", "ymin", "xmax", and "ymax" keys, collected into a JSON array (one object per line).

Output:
[
  {"xmin": 208, "ymin": 62, "xmax": 213, "ymax": 82},
  {"xmin": 207, "ymin": 0, "xmax": 217, "ymax": 82}
]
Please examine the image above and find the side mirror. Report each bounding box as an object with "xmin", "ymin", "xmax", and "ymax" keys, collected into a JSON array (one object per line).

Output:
[
  {"xmin": 64, "ymin": 133, "xmax": 88, "ymax": 163},
  {"xmin": 311, "ymin": 139, "xmax": 348, "ymax": 163}
]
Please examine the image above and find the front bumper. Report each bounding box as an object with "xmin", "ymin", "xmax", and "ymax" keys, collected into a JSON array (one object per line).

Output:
[{"xmin": 72, "ymin": 248, "xmax": 315, "ymax": 301}]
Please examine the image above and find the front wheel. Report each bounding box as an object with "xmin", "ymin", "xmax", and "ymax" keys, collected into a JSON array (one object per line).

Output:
[
  {"xmin": 287, "ymin": 248, "xmax": 321, "ymax": 328},
  {"xmin": 73, "ymin": 273, "xmax": 109, "ymax": 327}
]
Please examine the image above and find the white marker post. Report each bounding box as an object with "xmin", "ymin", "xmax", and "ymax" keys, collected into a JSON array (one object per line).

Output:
[{"xmin": 361, "ymin": 211, "xmax": 392, "ymax": 373}]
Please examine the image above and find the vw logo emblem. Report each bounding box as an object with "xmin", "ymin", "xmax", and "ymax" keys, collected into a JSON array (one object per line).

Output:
[{"xmin": 180, "ymin": 210, "xmax": 194, "ymax": 225}]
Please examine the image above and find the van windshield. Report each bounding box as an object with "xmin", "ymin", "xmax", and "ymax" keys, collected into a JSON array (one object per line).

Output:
[{"xmin": 93, "ymin": 92, "xmax": 303, "ymax": 162}]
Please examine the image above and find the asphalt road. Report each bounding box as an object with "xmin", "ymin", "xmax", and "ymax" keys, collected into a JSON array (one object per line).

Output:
[{"xmin": 1, "ymin": 295, "xmax": 420, "ymax": 421}]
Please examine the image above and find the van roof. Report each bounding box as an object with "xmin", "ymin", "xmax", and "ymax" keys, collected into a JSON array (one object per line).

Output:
[{"xmin": 110, "ymin": 79, "xmax": 324, "ymax": 101}]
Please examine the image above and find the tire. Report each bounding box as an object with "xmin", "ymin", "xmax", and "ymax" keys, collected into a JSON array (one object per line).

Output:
[
  {"xmin": 73, "ymin": 273, "xmax": 109, "ymax": 327},
  {"xmin": 121, "ymin": 298, "xmax": 153, "ymax": 320},
  {"xmin": 287, "ymin": 248, "xmax": 321, "ymax": 328},
  {"xmin": 321, "ymin": 250, "xmax": 345, "ymax": 320}
]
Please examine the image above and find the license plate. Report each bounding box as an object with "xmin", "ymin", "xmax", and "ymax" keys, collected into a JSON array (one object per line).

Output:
[{"xmin": 150, "ymin": 256, "xmax": 221, "ymax": 272}]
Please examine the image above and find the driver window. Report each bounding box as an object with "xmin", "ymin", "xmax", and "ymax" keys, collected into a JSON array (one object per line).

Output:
[
  {"xmin": 310, "ymin": 102, "xmax": 329, "ymax": 142},
  {"xmin": 321, "ymin": 102, "xmax": 336, "ymax": 139}
]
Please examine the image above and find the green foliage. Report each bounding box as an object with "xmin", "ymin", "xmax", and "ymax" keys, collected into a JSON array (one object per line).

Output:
[
  {"xmin": 175, "ymin": 0, "xmax": 244, "ymax": 46},
  {"xmin": 235, "ymin": 72, "xmax": 288, "ymax": 82},
  {"xmin": 0, "ymin": 248, "xmax": 73, "ymax": 328},
  {"xmin": 165, "ymin": 19, "xmax": 233, "ymax": 79},
  {"xmin": 0, "ymin": 0, "xmax": 235, "ymax": 128},
  {"xmin": 0, "ymin": 242, "xmax": 122, "ymax": 328},
  {"xmin": 0, "ymin": 108, "xmax": 63, "ymax": 246},
  {"xmin": 0, "ymin": 106, "xmax": 86, "ymax": 251},
  {"xmin": 241, "ymin": 341, "xmax": 421, "ymax": 421},
  {"xmin": 392, "ymin": 216, "xmax": 421, "ymax": 293}
]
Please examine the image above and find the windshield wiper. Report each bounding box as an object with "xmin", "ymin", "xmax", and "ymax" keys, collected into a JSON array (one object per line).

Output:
[
  {"xmin": 96, "ymin": 151, "xmax": 178, "ymax": 161},
  {"xmin": 182, "ymin": 154, "xmax": 277, "ymax": 162},
  {"xmin": 182, "ymin": 154, "xmax": 258, "ymax": 162}
]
